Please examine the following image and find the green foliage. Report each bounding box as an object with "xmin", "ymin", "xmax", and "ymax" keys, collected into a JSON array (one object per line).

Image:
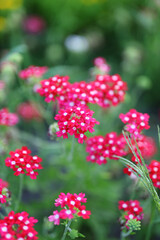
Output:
[{"xmin": 126, "ymin": 219, "xmax": 141, "ymax": 232}]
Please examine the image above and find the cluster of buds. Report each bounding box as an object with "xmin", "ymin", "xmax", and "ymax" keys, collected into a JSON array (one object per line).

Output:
[
  {"xmin": 37, "ymin": 74, "xmax": 127, "ymax": 109},
  {"xmin": 5, "ymin": 146, "xmax": 43, "ymax": 179},
  {"xmin": 86, "ymin": 132, "xmax": 127, "ymax": 165},
  {"xmin": 0, "ymin": 211, "xmax": 38, "ymax": 240},
  {"xmin": 48, "ymin": 193, "xmax": 91, "ymax": 225},
  {"xmin": 0, "ymin": 108, "xmax": 19, "ymax": 126},
  {"xmin": 0, "ymin": 179, "xmax": 9, "ymax": 205},
  {"xmin": 118, "ymin": 200, "xmax": 143, "ymax": 229},
  {"xmin": 17, "ymin": 102, "xmax": 42, "ymax": 121},
  {"xmin": 119, "ymin": 109, "xmax": 150, "ymax": 138},
  {"xmin": 55, "ymin": 105, "xmax": 99, "ymax": 143}
]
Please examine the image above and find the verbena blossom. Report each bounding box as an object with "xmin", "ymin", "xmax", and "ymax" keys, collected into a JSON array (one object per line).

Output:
[
  {"xmin": 37, "ymin": 75, "xmax": 70, "ymax": 103},
  {"xmin": 19, "ymin": 66, "xmax": 48, "ymax": 80},
  {"xmin": 23, "ymin": 15, "xmax": 46, "ymax": 34},
  {"xmin": 118, "ymin": 200, "xmax": 143, "ymax": 229},
  {"xmin": 148, "ymin": 160, "xmax": 160, "ymax": 188},
  {"xmin": 94, "ymin": 57, "xmax": 111, "ymax": 74},
  {"xmin": 48, "ymin": 193, "xmax": 91, "ymax": 225},
  {"xmin": 0, "ymin": 179, "xmax": 9, "ymax": 204},
  {"xmin": 119, "ymin": 109, "xmax": 150, "ymax": 137},
  {"xmin": 0, "ymin": 211, "xmax": 38, "ymax": 240},
  {"xmin": 37, "ymin": 74, "xmax": 127, "ymax": 109},
  {"xmin": 86, "ymin": 132, "xmax": 127, "ymax": 165},
  {"xmin": 17, "ymin": 102, "xmax": 42, "ymax": 121},
  {"xmin": 0, "ymin": 108, "xmax": 19, "ymax": 126},
  {"xmin": 5, "ymin": 146, "xmax": 43, "ymax": 179},
  {"xmin": 55, "ymin": 105, "xmax": 99, "ymax": 143}
]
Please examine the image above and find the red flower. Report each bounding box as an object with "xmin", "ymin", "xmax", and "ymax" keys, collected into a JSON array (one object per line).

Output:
[
  {"xmin": 0, "ymin": 179, "xmax": 9, "ymax": 204},
  {"xmin": 0, "ymin": 108, "xmax": 19, "ymax": 126},
  {"xmin": 17, "ymin": 102, "xmax": 42, "ymax": 121},
  {"xmin": 5, "ymin": 146, "xmax": 43, "ymax": 179},
  {"xmin": 86, "ymin": 132, "xmax": 127, "ymax": 165},
  {"xmin": 55, "ymin": 105, "xmax": 99, "ymax": 144},
  {"xmin": 119, "ymin": 109, "xmax": 150, "ymax": 137},
  {"xmin": 0, "ymin": 211, "xmax": 38, "ymax": 240},
  {"xmin": 148, "ymin": 160, "xmax": 160, "ymax": 188}
]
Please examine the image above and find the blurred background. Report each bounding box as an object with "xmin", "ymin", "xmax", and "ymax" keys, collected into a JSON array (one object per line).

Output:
[{"xmin": 1, "ymin": 0, "xmax": 160, "ymax": 239}]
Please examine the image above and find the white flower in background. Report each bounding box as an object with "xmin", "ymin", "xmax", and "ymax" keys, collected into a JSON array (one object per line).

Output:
[{"xmin": 65, "ymin": 35, "xmax": 89, "ymax": 53}]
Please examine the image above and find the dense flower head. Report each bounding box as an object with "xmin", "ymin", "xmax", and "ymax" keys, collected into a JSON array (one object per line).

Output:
[
  {"xmin": 0, "ymin": 108, "xmax": 19, "ymax": 126},
  {"xmin": 93, "ymin": 57, "xmax": 111, "ymax": 74},
  {"xmin": 0, "ymin": 179, "xmax": 9, "ymax": 204},
  {"xmin": 119, "ymin": 109, "xmax": 150, "ymax": 137},
  {"xmin": 55, "ymin": 105, "xmax": 99, "ymax": 143},
  {"xmin": 37, "ymin": 75, "xmax": 70, "ymax": 103},
  {"xmin": 48, "ymin": 193, "xmax": 91, "ymax": 225},
  {"xmin": 130, "ymin": 135, "xmax": 157, "ymax": 164},
  {"xmin": 19, "ymin": 66, "xmax": 48, "ymax": 80},
  {"xmin": 17, "ymin": 102, "xmax": 42, "ymax": 121},
  {"xmin": 5, "ymin": 146, "xmax": 43, "ymax": 179},
  {"xmin": 148, "ymin": 160, "xmax": 160, "ymax": 188},
  {"xmin": 37, "ymin": 73, "xmax": 127, "ymax": 109},
  {"xmin": 118, "ymin": 200, "xmax": 143, "ymax": 228},
  {"xmin": 91, "ymin": 74, "xmax": 127, "ymax": 108},
  {"xmin": 0, "ymin": 211, "xmax": 38, "ymax": 240},
  {"xmin": 86, "ymin": 132, "xmax": 127, "ymax": 165}
]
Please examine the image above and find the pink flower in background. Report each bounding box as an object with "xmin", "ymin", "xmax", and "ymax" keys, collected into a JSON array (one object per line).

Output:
[
  {"xmin": 23, "ymin": 15, "xmax": 46, "ymax": 34},
  {"xmin": 0, "ymin": 81, "xmax": 5, "ymax": 89},
  {"xmin": 17, "ymin": 102, "xmax": 42, "ymax": 121},
  {"xmin": 119, "ymin": 109, "xmax": 150, "ymax": 137},
  {"xmin": 0, "ymin": 211, "xmax": 38, "ymax": 240},
  {"xmin": 0, "ymin": 108, "xmax": 19, "ymax": 126},
  {"xmin": 94, "ymin": 57, "xmax": 111, "ymax": 74},
  {"xmin": 55, "ymin": 104, "xmax": 99, "ymax": 143},
  {"xmin": 0, "ymin": 179, "xmax": 9, "ymax": 204},
  {"xmin": 48, "ymin": 193, "xmax": 91, "ymax": 225},
  {"xmin": 86, "ymin": 132, "xmax": 127, "ymax": 165},
  {"xmin": 19, "ymin": 66, "xmax": 48, "ymax": 80},
  {"xmin": 5, "ymin": 146, "xmax": 43, "ymax": 179}
]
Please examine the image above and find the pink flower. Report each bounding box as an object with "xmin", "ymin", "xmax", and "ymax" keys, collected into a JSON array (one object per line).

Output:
[
  {"xmin": 23, "ymin": 15, "xmax": 46, "ymax": 34},
  {"xmin": 48, "ymin": 192, "xmax": 91, "ymax": 225},
  {"xmin": 0, "ymin": 211, "xmax": 38, "ymax": 240},
  {"xmin": 0, "ymin": 108, "xmax": 19, "ymax": 126},
  {"xmin": 148, "ymin": 160, "xmax": 160, "ymax": 188},
  {"xmin": 17, "ymin": 102, "xmax": 42, "ymax": 121},
  {"xmin": 86, "ymin": 132, "xmax": 127, "ymax": 165},
  {"xmin": 119, "ymin": 109, "xmax": 150, "ymax": 137},
  {"xmin": 0, "ymin": 179, "xmax": 9, "ymax": 204},
  {"xmin": 5, "ymin": 146, "xmax": 43, "ymax": 179},
  {"xmin": 55, "ymin": 105, "xmax": 99, "ymax": 144},
  {"xmin": 19, "ymin": 66, "xmax": 48, "ymax": 80},
  {"xmin": 94, "ymin": 57, "xmax": 111, "ymax": 74}
]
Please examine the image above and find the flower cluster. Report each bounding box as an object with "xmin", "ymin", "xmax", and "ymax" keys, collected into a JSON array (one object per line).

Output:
[
  {"xmin": 93, "ymin": 57, "xmax": 110, "ymax": 74},
  {"xmin": 5, "ymin": 146, "xmax": 43, "ymax": 179},
  {"xmin": 0, "ymin": 179, "xmax": 9, "ymax": 204},
  {"xmin": 119, "ymin": 109, "xmax": 150, "ymax": 137},
  {"xmin": 37, "ymin": 75, "xmax": 69, "ymax": 103},
  {"xmin": 17, "ymin": 102, "xmax": 42, "ymax": 121},
  {"xmin": 37, "ymin": 74, "xmax": 127, "ymax": 109},
  {"xmin": 118, "ymin": 200, "xmax": 143, "ymax": 228},
  {"xmin": 148, "ymin": 160, "xmax": 160, "ymax": 188},
  {"xmin": 23, "ymin": 15, "xmax": 46, "ymax": 34},
  {"xmin": 19, "ymin": 65, "xmax": 48, "ymax": 80},
  {"xmin": 55, "ymin": 105, "xmax": 99, "ymax": 143},
  {"xmin": 0, "ymin": 211, "xmax": 38, "ymax": 240},
  {"xmin": 48, "ymin": 193, "xmax": 91, "ymax": 225},
  {"xmin": 86, "ymin": 132, "xmax": 127, "ymax": 165},
  {"xmin": 0, "ymin": 108, "xmax": 19, "ymax": 126}
]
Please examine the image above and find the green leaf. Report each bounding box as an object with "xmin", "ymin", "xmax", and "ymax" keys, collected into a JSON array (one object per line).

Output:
[{"xmin": 69, "ymin": 229, "xmax": 79, "ymax": 239}]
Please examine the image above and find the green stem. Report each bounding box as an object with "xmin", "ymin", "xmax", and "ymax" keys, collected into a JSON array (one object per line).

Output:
[
  {"xmin": 61, "ymin": 220, "xmax": 72, "ymax": 240},
  {"xmin": 145, "ymin": 199, "xmax": 156, "ymax": 240},
  {"xmin": 15, "ymin": 174, "xmax": 23, "ymax": 211},
  {"xmin": 68, "ymin": 136, "xmax": 75, "ymax": 162},
  {"xmin": 121, "ymin": 230, "xmax": 132, "ymax": 240}
]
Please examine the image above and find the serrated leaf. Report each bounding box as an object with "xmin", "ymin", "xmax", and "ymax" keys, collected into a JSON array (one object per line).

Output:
[{"xmin": 69, "ymin": 229, "xmax": 79, "ymax": 239}]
